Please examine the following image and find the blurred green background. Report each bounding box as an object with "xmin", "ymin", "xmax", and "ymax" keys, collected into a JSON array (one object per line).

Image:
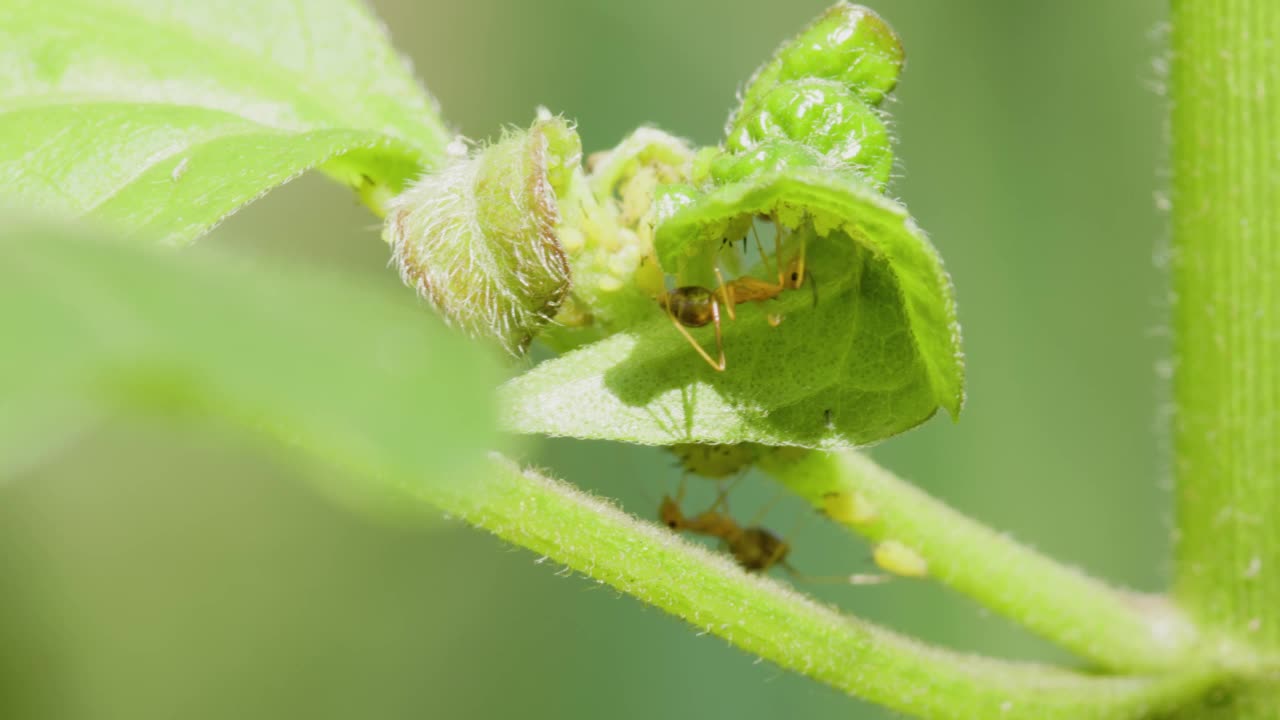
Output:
[{"xmin": 0, "ymin": 1, "xmax": 1169, "ymax": 717}]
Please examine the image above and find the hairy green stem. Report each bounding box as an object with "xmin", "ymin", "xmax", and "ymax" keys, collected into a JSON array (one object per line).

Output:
[
  {"xmin": 759, "ymin": 450, "xmax": 1199, "ymax": 674},
  {"xmin": 419, "ymin": 454, "xmax": 1221, "ymax": 720},
  {"xmin": 1169, "ymin": 0, "xmax": 1280, "ymax": 712}
]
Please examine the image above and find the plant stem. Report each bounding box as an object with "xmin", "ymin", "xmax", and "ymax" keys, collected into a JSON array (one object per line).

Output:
[
  {"xmin": 758, "ymin": 450, "xmax": 1199, "ymax": 674},
  {"xmin": 422, "ymin": 455, "xmax": 1221, "ymax": 720},
  {"xmin": 1169, "ymin": 0, "xmax": 1280, "ymax": 710}
]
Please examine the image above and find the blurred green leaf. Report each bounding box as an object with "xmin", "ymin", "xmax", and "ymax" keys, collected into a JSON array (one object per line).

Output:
[
  {"xmin": 0, "ymin": 216, "xmax": 499, "ymax": 498},
  {"xmin": 500, "ymin": 171, "xmax": 962, "ymax": 448},
  {"xmin": 0, "ymin": 0, "xmax": 449, "ymax": 244}
]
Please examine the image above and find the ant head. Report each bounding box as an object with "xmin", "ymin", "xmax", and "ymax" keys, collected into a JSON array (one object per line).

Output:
[
  {"xmin": 658, "ymin": 495, "xmax": 684, "ymax": 530},
  {"xmin": 784, "ymin": 257, "xmax": 807, "ymax": 290}
]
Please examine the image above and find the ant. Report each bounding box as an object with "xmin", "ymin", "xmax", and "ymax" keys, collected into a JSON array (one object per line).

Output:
[
  {"xmin": 659, "ymin": 484, "xmax": 888, "ymax": 583},
  {"xmin": 657, "ymin": 217, "xmax": 814, "ymax": 371},
  {"xmin": 659, "ymin": 488, "xmax": 791, "ymax": 571}
]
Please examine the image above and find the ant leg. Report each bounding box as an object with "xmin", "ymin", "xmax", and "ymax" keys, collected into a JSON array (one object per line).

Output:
[
  {"xmin": 794, "ymin": 234, "xmax": 808, "ymax": 288},
  {"xmin": 714, "ymin": 266, "xmax": 737, "ymax": 322},
  {"xmin": 709, "ymin": 475, "xmax": 746, "ymax": 512},
  {"xmin": 659, "ymin": 475, "xmax": 692, "ymax": 531},
  {"xmin": 781, "ymin": 563, "xmax": 892, "ymax": 585},
  {"xmin": 806, "ymin": 269, "xmax": 819, "ymax": 307},
  {"xmin": 665, "ymin": 295, "xmax": 726, "ymax": 372},
  {"xmin": 709, "ymin": 298, "xmax": 727, "ymax": 371},
  {"xmin": 750, "ymin": 221, "xmax": 779, "ymax": 287},
  {"xmin": 747, "ymin": 488, "xmax": 789, "ymax": 527},
  {"xmin": 771, "ymin": 213, "xmax": 786, "ymax": 288}
]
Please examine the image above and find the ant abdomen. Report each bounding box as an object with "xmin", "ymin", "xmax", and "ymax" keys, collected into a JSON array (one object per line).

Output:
[
  {"xmin": 733, "ymin": 527, "xmax": 790, "ymax": 571},
  {"xmin": 660, "ymin": 287, "xmax": 717, "ymax": 327}
]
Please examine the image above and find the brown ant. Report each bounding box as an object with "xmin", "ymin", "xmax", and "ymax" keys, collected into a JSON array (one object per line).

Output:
[
  {"xmin": 658, "ymin": 484, "xmax": 888, "ymax": 583},
  {"xmin": 657, "ymin": 219, "xmax": 813, "ymax": 371},
  {"xmin": 659, "ymin": 489, "xmax": 791, "ymax": 571}
]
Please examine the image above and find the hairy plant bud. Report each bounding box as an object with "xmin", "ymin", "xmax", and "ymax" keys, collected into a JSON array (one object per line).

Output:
[{"xmin": 385, "ymin": 115, "xmax": 582, "ymax": 354}]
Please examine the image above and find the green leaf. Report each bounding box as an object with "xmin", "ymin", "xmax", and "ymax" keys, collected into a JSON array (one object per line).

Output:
[
  {"xmin": 0, "ymin": 0, "xmax": 449, "ymax": 244},
  {"xmin": 0, "ymin": 216, "xmax": 500, "ymax": 505},
  {"xmin": 500, "ymin": 169, "xmax": 963, "ymax": 448},
  {"xmin": 736, "ymin": 2, "xmax": 904, "ymax": 112}
]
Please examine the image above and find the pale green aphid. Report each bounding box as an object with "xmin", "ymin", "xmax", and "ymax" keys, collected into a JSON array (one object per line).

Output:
[
  {"xmin": 823, "ymin": 490, "xmax": 879, "ymax": 526},
  {"xmin": 874, "ymin": 540, "xmax": 930, "ymax": 578}
]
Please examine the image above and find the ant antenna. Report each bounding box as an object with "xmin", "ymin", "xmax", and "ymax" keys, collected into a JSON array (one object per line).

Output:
[
  {"xmin": 786, "ymin": 232, "xmax": 808, "ymax": 290},
  {"xmin": 708, "ymin": 475, "xmax": 747, "ymax": 512},
  {"xmin": 782, "ymin": 565, "xmax": 893, "ymax": 585},
  {"xmin": 750, "ymin": 221, "xmax": 779, "ymax": 286},
  {"xmin": 747, "ymin": 487, "xmax": 789, "ymax": 527},
  {"xmin": 771, "ymin": 212, "xmax": 786, "ymax": 287}
]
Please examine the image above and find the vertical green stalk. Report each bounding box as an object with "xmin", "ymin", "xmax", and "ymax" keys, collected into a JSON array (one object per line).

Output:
[{"xmin": 1170, "ymin": 0, "xmax": 1280, "ymax": 710}]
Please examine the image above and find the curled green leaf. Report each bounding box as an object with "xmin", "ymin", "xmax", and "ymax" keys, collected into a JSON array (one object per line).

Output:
[
  {"xmin": 736, "ymin": 2, "xmax": 904, "ymax": 115},
  {"xmin": 501, "ymin": 169, "xmax": 962, "ymax": 448},
  {"xmin": 726, "ymin": 80, "xmax": 892, "ymax": 188},
  {"xmin": 713, "ymin": 3, "xmax": 904, "ymax": 196}
]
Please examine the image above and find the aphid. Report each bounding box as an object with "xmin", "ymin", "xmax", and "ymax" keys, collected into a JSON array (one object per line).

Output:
[
  {"xmin": 657, "ymin": 219, "xmax": 812, "ymax": 371},
  {"xmin": 822, "ymin": 490, "xmax": 878, "ymax": 526},
  {"xmin": 873, "ymin": 540, "xmax": 929, "ymax": 578}
]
